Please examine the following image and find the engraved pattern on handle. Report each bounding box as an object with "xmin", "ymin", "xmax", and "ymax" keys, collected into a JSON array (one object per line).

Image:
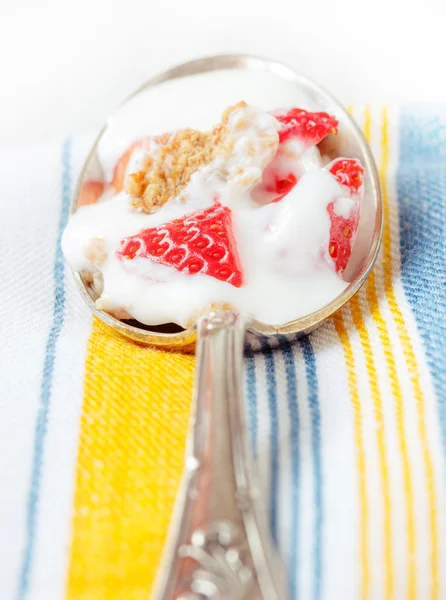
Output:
[{"xmin": 152, "ymin": 312, "xmax": 289, "ymax": 600}]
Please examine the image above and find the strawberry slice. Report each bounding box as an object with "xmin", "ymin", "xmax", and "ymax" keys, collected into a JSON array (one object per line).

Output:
[
  {"xmin": 254, "ymin": 109, "xmax": 337, "ymax": 203},
  {"xmin": 253, "ymin": 142, "xmax": 300, "ymax": 204},
  {"xmin": 112, "ymin": 137, "xmax": 150, "ymax": 193},
  {"xmin": 117, "ymin": 203, "xmax": 244, "ymax": 287},
  {"xmin": 272, "ymin": 173, "xmax": 298, "ymax": 202},
  {"xmin": 327, "ymin": 203, "xmax": 360, "ymax": 273},
  {"xmin": 272, "ymin": 108, "xmax": 338, "ymax": 145},
  {"xmin": 326, "ymin": 158, "xmax": 365, "ymax": 273},
  {"xmin": 329, "ymin": 158, "xmax": 364, "ymax": 196},
  {"xmin": 77, "ymin": 180, "xmax": 105, "ymax": 207}
]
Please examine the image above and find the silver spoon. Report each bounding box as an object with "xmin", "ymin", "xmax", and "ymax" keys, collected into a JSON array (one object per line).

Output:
[{"xmin": 70, "ymin": 54, "xmax": 383, "ymax": 600}]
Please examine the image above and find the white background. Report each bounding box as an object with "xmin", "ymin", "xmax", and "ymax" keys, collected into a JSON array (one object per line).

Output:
[{"xmin": 1, "ymin": 0, "xmax": 445, "ymax": 147}]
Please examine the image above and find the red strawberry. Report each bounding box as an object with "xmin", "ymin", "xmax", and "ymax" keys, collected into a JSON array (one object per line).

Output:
[
  {"xmin": 273, "ymin": 173, "xmax": 297, "ymax": 202},
  {"xmin": 328, "ymin": 158, "xmax": 364, "ymax": 196},
  {"xmin": 269, "ymin": 173, "xmax": 297, "ymax": 202},
  {"xmin": 254, "ymin": 109, "xmax": 337, "ymax": 203},
  {"xmin": 253, "ymin": 141, "xmax": 300, "ymax": 204},
  {"xmin": 326, "ymin": 203, "xmax": 360, "ymax": 273},
  {"xmin": 117, "ymin": 203, "xmax": 244, "ymax": 287},
  {"xmin": 326, "ymin": 158, "xmax": 365, "ymax": 273},
  {"xmin": 272, "ymin": 108, "xmax": 338, "ymax": 145}
]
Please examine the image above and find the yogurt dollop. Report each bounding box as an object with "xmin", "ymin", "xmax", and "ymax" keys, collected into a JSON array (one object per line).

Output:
[{"xmin": 62, "ymin": 75, "xmax": 363, "ymax": 328}]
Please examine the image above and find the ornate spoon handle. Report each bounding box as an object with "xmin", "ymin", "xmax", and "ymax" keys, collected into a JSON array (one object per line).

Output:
[{"xmin": 152, "ymin": 312, "xmax": 289, "ymax": 600}]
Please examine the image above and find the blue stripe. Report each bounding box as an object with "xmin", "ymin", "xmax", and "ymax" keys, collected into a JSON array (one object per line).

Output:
[
  {"xmin": 279, "ymin": 336, "xmax": 300, "ymax": 598},
  {"xmin": 245, "ymin": 339, "xmax": 258, "ymax": 458},
  {"xmin": 397, "ymin": 106, "xmax": 446, "ymax": 454},
  {"xmin": 300, "ymin": 335, "xmax": 323, "ymax": 600},
  {"xmin": 261, "ymin": 338, "xmax": 279, "ymax": 545},
  {"xmin": 17, "ymin": 141, "xmax": 71, "ymax": 599}
]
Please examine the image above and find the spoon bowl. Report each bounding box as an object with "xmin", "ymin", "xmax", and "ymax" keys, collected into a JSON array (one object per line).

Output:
[
  {"xmin": 72, "ymin": 54, "xmax": 382, "ymax": 348},
  {"xmin": 69, "ymin": 55, "xmax": 383, "ymax": 600}
]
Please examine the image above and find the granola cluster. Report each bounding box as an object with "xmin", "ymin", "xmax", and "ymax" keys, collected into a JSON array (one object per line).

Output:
[{"xmin": 126, "ymin": 102, "xmax": 247, "ymax": 213}]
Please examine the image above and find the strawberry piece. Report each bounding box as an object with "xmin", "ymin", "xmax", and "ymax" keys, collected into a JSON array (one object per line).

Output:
[
  {"xmin": 77, "ymin": 180, "xmax": 105, "ymax": 207},
  {"xmin": 329, "ymin": 158, "xmax": 364, "ymax": 196},
  {"xmin": 270, "ymin": 173, "xmax": 297, "ymax": 202},
  {"xmin": 273, "ymin": 108, "xmax": 338, "ymax": 145},
  {"xmin": 327, "ymin": 203, "xmax": 360, "ymax": 273},
  {"xmin": 253, "ymin": 141, "xmax": 300, "ymax": 204},
  {"xmin": 326, "ymin": 158, "xmax": 365, "ymax": 273},
  {"xmin": 117, "ymin": 203, "xmax": 244, "ymax": 287},
  {"xmin": 112, "ymin": 137, "xmax": 150, "ymax": 193},
  {"xmin": 254, "ymin": 108, "xmax": 337, "ymax": 203}
]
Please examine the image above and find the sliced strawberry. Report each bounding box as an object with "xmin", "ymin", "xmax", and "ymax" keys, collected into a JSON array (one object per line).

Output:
[
  {"xmin": 328, "ymin": 158, "xmax": 364, "ymax": 196},
  {"xmin": 270, "ymin": 173, "xmax": 298, "ymax": 202},
  {"xmin": 254, "ymin": 109, "xmax": 337, "ymax": 203},
  {"xmin": 272, "ymin": 108, "xmax": 338, "ymax": 145},
  {"xmin": 326, "ymin": 158, "xmax": 365, "ymax": 273},
  {"xmin": 77, "ymin": 180, "xmax": 105, "ymax": 207},
  {"xmin": 252, "ymin": 142, "xmax": 300, "ymax": 204},
  {"xmin": 327, "ymin": 203, "xmax": 360, "ymax": 273},
  {"xmin": 112, "ymin": 137, "xmax": 150, "ymax": 193},
  {"xmin": 117, "ymin": 203, "xmax": 244, "ymax": 287}
]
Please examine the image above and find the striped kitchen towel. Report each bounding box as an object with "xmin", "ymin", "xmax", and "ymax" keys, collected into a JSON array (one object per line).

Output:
[{"xmin": 1, "ymin": 105, "xmax": 445, "ymax": 600}]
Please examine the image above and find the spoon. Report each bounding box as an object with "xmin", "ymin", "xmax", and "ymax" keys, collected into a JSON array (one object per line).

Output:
[{"xmin": 70, "ymin": 55, "xmax": 383, "ymax": 600}]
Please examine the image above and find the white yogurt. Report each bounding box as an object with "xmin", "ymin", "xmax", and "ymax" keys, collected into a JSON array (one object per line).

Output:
[{"xmin": 62, "ymin": 70, "xmax": 353, "ymax": 327}]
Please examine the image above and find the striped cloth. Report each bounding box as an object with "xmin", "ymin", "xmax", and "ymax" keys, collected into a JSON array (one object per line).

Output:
[{"xmin": 1, "ymin": 106, "xmax": 445, "ymax": 600}]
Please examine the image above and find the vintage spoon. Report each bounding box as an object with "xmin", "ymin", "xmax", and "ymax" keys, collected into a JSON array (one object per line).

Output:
[{"xmin": 70, "ymin": 55, "xmax": 383, "ymax": 600}]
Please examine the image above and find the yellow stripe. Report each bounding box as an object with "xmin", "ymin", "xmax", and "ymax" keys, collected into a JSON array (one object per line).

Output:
[
  {"xmin": 333, "ymin": 313, "xmax": 369, "ymax": 600},
  {"xmin": 347, "ymin": 105, "xmax": 394, "ymax": 599},
  {"xmin": 66, "ymin": 318, "xmax": 195, "ymax": 599},
  {"xmin": 379, "ymin": 107, "xmax": 439, "ymax": 599},
  {"xmin": 349, "ymin": 293, "xmax": 394, "ymax": 598},
  {"xmin": 363, "ymin": 105, "xmax": 412, "ymax": 600},
  {"xmin": 365, "ymin": 267, "xmax": 416, "ymax": 600}
]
